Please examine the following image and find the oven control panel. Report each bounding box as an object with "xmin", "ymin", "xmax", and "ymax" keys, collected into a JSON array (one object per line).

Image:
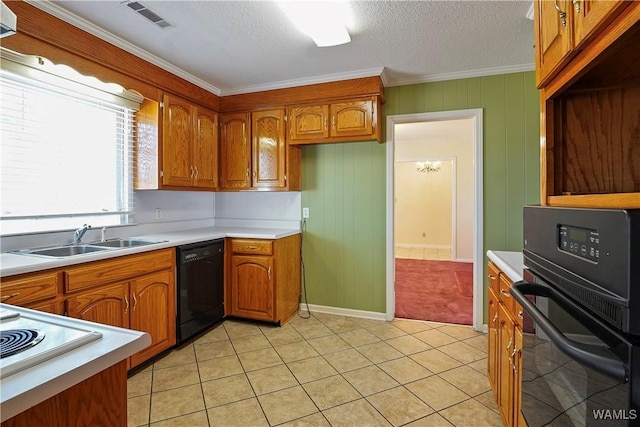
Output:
[{"xmin": 558, "ymin": 225, "xmax": 599, "ymax": 261}]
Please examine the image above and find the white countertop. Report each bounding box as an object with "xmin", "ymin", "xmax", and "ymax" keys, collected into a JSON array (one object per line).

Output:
[
  {"xmin": 486, "ymin": 250, "xmax": 525, "ymax": 282},
  {"xmin": 1, "ymin": 226, "xmax": 300, "ymax": 277},
  {"xmin": 0, "ymin": 304, "xmax": 150, "ymax": 422}
]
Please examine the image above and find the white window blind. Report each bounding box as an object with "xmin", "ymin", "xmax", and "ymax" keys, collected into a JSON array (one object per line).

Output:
[{"xmin": 0, "ymin": 50, "xmax": 141, "ymax": 235}]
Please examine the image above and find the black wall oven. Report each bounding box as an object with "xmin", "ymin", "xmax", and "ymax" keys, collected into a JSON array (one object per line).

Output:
[{"xmin": 512, "ymin": 206, "xmax": 640, "ymax": 426}]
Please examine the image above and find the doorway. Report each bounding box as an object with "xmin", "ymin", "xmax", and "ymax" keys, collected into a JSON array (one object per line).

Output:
[{"xmin": 385, "ymin": 109, "xmax": 484, "ymax": 331}]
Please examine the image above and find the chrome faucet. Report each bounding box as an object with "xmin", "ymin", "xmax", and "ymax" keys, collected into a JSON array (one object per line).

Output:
[{"xmin": 72, "ymin": 224, "xmax": 91, "ymax": 244}]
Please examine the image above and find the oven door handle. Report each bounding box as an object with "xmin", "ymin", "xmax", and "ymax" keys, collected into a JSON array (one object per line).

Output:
[{"xmin": 511, "ymin": 280, "xmax": 628, "ymax": 382}]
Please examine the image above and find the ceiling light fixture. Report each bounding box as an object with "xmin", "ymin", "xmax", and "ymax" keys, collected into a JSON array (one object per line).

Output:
[
  {"xmin": 417, "ymin": 161, "xmax": 441, "ymax": 174},
  {"xmin": 278, "ymin": 1, "xmax": 352, "ymax": 47}
]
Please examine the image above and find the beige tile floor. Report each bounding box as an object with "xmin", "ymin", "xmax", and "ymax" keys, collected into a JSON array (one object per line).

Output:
[
  {"xmin": 127, "ymin": 313, "xmax": 501, "ymax": 427},
  {"xmin": 394, "ymin": 246, "xmax": 452, "ymax": 261}
]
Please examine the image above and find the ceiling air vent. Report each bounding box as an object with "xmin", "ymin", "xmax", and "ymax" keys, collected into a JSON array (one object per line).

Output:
[{"xmin": 124, "ymin": 1, "xmax": 173, "ymax": 29}]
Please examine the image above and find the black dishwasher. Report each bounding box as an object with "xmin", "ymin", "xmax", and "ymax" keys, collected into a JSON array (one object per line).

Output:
[{"xmin": 176, "ymin": 239, "xmax": 224, "ymax": 344}]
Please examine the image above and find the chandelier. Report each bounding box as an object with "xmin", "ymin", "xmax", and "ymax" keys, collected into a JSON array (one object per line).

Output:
[{"xmin": 416, "ymin": 161, "xmax": 441, "ymax": 173}]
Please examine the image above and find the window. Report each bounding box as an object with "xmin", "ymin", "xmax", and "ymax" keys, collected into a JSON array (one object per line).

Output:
[{"xmin": 0, "ymin": 50, "xmax": 142, "ymax": 235}]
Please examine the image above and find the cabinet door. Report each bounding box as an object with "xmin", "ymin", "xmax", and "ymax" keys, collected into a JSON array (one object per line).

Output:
[
  {"xmin": 535, "ymin": 0, "xmax": 573, "ymax": 87},
  {"xmin": 288, "ymin": 105, "xmax": 329, "ymax": 143},
  {"xmin": 230, "ymin": 255, "xmax": 274, "ymax": 321},
  {"xmin": 330, "ymin": 99, "xmax": 374, "ymax": 138},
  {"xmin": 487, "ymin": 288, "xmax": 499, "ymax": 394},
  {"xmin": 573, "ymin": 0, "xmax": 628, "ymax": 48},
  {"xmin": 66, "ymin": 282, "xmax": 129, "ymax": 329},
  {"xmin": 129, "ymin": 269, "xmax": 175, "ymax": 367},
  {"xmin": 162, "ymin": 94, "xmax": 194, "ymax": 187},
  {"xmin": 194, "ymin": 107, "xmax": 218, "ymax": 189},
  {"xmin": 220, "ymin": 113, "xmax": 251, "ymax": 189},
  {"xmin": 498, "ymin": 303, "xmax": 516, "ymax": 427},
  {"xmin": 252, "ymin": 109, "xmax": 286, "ymax": 189}
]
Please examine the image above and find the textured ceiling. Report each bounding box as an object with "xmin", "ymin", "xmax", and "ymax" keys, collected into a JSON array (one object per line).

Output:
[{"xmin": 36, "ymin": 0, "xmax": 535, "ymax": 95}]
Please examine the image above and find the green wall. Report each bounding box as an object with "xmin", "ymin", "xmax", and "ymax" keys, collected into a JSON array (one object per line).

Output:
[{"xmin": 301, "ymin": 71, "xmax": 540, "ymax": 318}]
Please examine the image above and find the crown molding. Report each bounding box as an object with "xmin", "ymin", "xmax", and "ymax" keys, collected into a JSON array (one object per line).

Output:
[
  {"xmin": 220, "ymin": 67, "xmax": 385, "ymax": 96},
  {"xmin": 25, "ymin": 0, "xmax": 223, "ymax": 96},
  {"xmin": 384, "ymin": 63, "xmax": 536, "ymax": 87}
]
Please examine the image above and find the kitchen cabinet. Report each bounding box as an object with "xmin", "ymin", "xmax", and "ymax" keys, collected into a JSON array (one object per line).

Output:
[
  {"xmin": 534, "ymin": 0, "xmax": 629, "ymax": 87},
  {"xmin": 161, "ymin": 93, "xmax": 218, "ymax": 189},
  {"xmin": 64, "ymin": 248, "xmax": 176, "ymax": 368},
  {"xmin": 0, "ymin": 269, "xmax": 63, "ymax": 313},
  {"xmin": 226, "ymin": 235, "xmax": 301, "ymax": 324},
  {"xmin": 288, "ymin": 97, "xmax": 380, "ymax": 145},
  {"xmin": 1, "ymin": 360, "xmax": 128, "ymax": 427},
  {"xmin": 536, "ymin": 2, "xmax": 640, "ymax": 208},
  {"xmin": 220, "ymin": 109, "xmax": 301, "ymax": 191},
  {"xmin": 487, "ymin": 261, "xmax": 524, "ymax": 427}
]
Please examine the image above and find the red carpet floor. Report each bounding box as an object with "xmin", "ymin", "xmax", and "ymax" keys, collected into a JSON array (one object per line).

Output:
[{"xmin": 395, "ymin": 258, "xmax": 473, "ymax": 325}]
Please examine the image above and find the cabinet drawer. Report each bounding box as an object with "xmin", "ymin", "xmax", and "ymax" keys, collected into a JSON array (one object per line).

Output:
[
  {"xmin": 487, "ymin": 262, "xmax": 500, "ymax": 293},
  {"xmin": 1, "ymin": 271, "xmax": 60, "ymax": 306},
  {"xmin": 498, "ymin": 274, "xmax": 517, "ymax": 314},
  {"xmin": 65, "ymin": 249, "xmax": 174, "ymax": 293},
  {"xmin": 231, "ymin": 239, "xmax": 273, "ymax": 255}
]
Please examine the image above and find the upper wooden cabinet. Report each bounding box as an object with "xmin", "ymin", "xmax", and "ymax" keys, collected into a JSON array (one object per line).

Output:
[
  {"xmin": 534, "ymin": 0, "xmax": 629, "ymax": 87},
  {"xmin": 220, "ymin": 109, "xmax": 301, "ymax": 191},
  {"xmin": 536, "ymin": 2, "xmax": 640, "ymax": 208},
  {"xmin": 162, "ymin": 93, "xmax": 218, "ymax": 189},
  {"xmin": 288, "ymin": 97, "xmax": 380, "ymax": 145}
]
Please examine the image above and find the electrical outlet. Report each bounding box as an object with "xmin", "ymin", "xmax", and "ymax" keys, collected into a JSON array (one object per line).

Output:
[
  {"xmin": 155, "ymin": 208, "xmax": 162, "ymax": 220},
  {"xmin": 302, "ymin": 207, "xmax": 310, "ymax": 219}
]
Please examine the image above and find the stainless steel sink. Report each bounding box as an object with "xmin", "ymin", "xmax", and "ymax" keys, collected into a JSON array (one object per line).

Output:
[
  {"xmin": 90, "ymin": 238, "xmax": 161, "ymax": 248},
  {"xmin": 15, "ymin": 244, "xmax": 111, "ymax": 257},
  {"xmin": 10, "ymin": 238, "xmax": 165, "ymax": 258}
]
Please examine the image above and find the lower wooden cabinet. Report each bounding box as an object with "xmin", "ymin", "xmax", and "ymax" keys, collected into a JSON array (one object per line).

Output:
[
  {"xmin": 227, "ymin": 235, "xmax": 301, "ymax": 324},
  {"xmin": 65, "ymin": 267, "xmax": 175, "ymax": 368},
  {"xmin": 487, "ymin": 261, "xmax": 524, "ymax": 427},
  {"xmin": 1, "ymin": 248, "xmax": 177, "ymax": 370}
]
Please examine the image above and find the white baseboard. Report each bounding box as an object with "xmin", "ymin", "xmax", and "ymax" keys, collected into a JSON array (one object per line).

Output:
[
  {"xmin": 455, "ymin": 258, "xmax": 473, "ymax": 263},
  {"xmin": 395, "ymin": 243, "xmax": 451, "ymax": 250},
  {"xmin": 299, "ymin": 303, "xmax": 387, "ymax": 321}
]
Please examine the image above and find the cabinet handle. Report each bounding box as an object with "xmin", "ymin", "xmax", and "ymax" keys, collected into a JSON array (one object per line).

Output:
[
  {"xmin": 492, "ymin": 313, "xmax": 498, "ymax": 334},
  {"xmin": 332, "ymin": 116, "xmax": 336, "ymax": 129},
  {"xmin": 500, "ymin": 289, "xmax": 511, "ymax": 298},
  {"xmin": 510, "ymin": 346, "xmax": 518, "ymax": 371},
  {"xmin": 518, "ymin": 310, "xmax": 523, "ymax": 318},
  {"xmin": 506, "ymin": 337, "xmax": 513, "ymax": 351},
  {"xmin": 246, "ymin": 168, "xmax": 249, "ymax": 180},
  {"xmin": 190, "ymin": 165, "xmax": 195, "ymax": 179},
  {"xmin": 194, "ymin": 166, "xmax": 198, "ymax": 180},
  {"xmin": 244, "ymin": 245, "xmax": 258, "ymax": 250},
  {"xmin": 324, "ymin": 117, "xmax": 327, "ymax": 130},
  {"xmin": 268, "ymin": 266, "xmax": 272, "ymax": 280},
  {"xmin": 554, "ymin": 0, "xmax": 567, "ymax": 27},
  {"xmin": 124, "ymin": 295, "xmax": 129, "ymax": 314},
  {"xmin": 1, "ymin": 292, "xmax": 20, "ymax": 301},
  {"xmin": 573, "ymin": 0, "xmax": 581, "ymax": 14},
  {"xmin": 487, "ymin": 274, "xmax": 496, "ymax": 280},
  {"xmin": 132, "ymin": 293, "xmax": 138, "ymax": 312}
]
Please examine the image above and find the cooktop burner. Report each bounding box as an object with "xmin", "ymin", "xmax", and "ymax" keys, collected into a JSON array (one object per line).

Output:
[{"xmin": 1, "ymin": 329, "xmax": 45, "ymax": 358}]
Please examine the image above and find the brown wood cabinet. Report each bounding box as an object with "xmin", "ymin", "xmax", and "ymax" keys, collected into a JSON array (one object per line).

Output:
[
  {"xmin": 226, "ymin": 235, "xmax": 301, "ymax": 324},
  {"xmin": 161, "ymin": 93, "xmax": 218, "ymax": 189},
  {"xmin": 536, "ymin": 2, "xmax": 640, "ymax": 208},
  {"xmin": 64, "ymin": 249, "xmax": 176, "ymax": 369},
  {"xmin": 534, "ymin": 0, "xmax": 629, "ymax": 87},
  {"xmin": 0, "ymin": 269, "xmax": 63, "ymax": 313},
  {"xmin": 220, "ymin": 109, "xmax": 301, "ymax": 191},
  {"xmin": 1, "ymin": 360, "xmax": 128, "ymax": 427},
  {"xmin": 3, "ymin": 249, "xmax": 176, "ymax": 370},
  {"xmin": 288, "ymin": 97, "xmax": 379, "ymax": 145},
  {"xmin": 487, "ymin": 261, "xmax": 524, "ymax": 427}
]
